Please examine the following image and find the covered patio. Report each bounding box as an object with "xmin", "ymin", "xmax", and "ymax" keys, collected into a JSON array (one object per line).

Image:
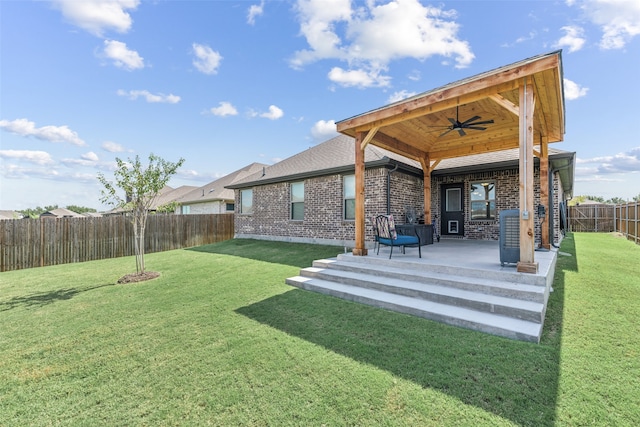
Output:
[{"xmin": 336, "ymin": 51, "xmax": 566, "ymax": 274}]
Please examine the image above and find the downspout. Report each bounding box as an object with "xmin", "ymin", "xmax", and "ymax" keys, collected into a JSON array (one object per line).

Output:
[
  {"xmin": 549, "ymin": 162, "xmax": 573, "ymax": 248},
  {"xmin": 386, "ymin": 162, "xmax": 399, "ymax": 215}
]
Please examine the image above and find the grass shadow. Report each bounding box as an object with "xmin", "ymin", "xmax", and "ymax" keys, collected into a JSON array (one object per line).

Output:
[
  {"xmin": 187, "ymin": 238, "xmax": 343, "ymax": 268},
  {"xmin": 237, "ymin": 286, "xmax": 564, "ymax": 426},
  {"xmin": 0, "ymin": 283, "xmax": 116, "ymax": 312}
]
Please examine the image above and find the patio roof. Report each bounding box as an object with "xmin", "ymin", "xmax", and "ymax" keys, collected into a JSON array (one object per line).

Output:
[{"xmin": 336, "ymin": 50, "xmax": 564, "ymax": 162}]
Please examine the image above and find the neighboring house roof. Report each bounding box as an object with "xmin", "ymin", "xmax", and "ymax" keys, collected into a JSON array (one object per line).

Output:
[
  {"xmin": 40, "ymin": 208, "xmax": 84, "ymax": 218},
  {"xmin": 227, "ymin": 134, "xmax": 575, "ymax": 197},
  {"xmin": 176, "ymin": 162, "xmax": 268, "ymax": 205},
  {"xmin": 0, "ymin": 210, "xmax": 22, "ymax": 220},
  {"xmin": 83, "ymin": 212, "xmax": 103, "ymax": 217},
  {"xmin": 151, "ymin": 185, "xmax": 197, "ymax": 209}
]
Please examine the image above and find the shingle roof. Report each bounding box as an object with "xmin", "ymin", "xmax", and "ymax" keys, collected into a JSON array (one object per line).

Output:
[
  {"xmin": 227, "ymin": 135, "xmax": 421, "ymax": 188},
  {"xmin": 40, "ymin": 208, "xmax": 84, "ymax": 218},
  {"xmin": 176, "ymin": 162, "xmax": 268, "ymax": 204},
  {"xmin": 227, "ymin": 135, "xmax": 574, "ymax": 189}
]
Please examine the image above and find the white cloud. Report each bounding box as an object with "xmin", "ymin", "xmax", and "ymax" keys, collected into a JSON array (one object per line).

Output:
[
  {"xmin": 82, "ymin": 151, "xmax": 99, "ymax": 162},
  {"xmin": 291, "ymin": 0, "xmax": 474, "ymax": 87},
  {"xmin": 328, "ymin": 67, "xmax": 391, "ymax": 88},
  {"xmin": 0, "ymin": 150, "xmax": 54, "ymax": 165},
  {"xmin": 101, "ymin": 141, "xmax": 125, "ymax": 152},
  {"xmin": 260, "ymin": 105, "xmax": 284, "ymax": 120},
  {"xmin": 117, "ymin": 89, "xmax": 180, "ymax": 103},
  {"xmin": 192, "ymin": 43, "xmax": 223, "ymax": 75},
  {"xmin": 53, "ymin": 0, "xmax": 139, "ymax": 37},
  {"xmin": 577, "ymin": 0, "xmax": 640, "ymax": 49},
  {"xmin": 311, "ymin": 119, "xmax": 338, "ymax": 140},
  {"xmin": 103, "ymin": 40, "xmax": 144, "ymax": 70},
  {"xmin": 554, "ymin": 25, "xmax": 586, "ymax": 52},
  {"xmin": 210, "ymin": 102, "xmax": 238, "ymax": 117},
  {"xmin": 0, "ymin": 118, "xmax": 86, "ymax": 146},
  {"xmin": 387, "ymin": 90, "xmax": 417, "ymax": 103},
  {"xmin": 577, "ymin": 147, "xmax": 640, "ymax": 173},
  {"xmin": 247, "ymin": 1, "xmax": 265, "ymax": 25},
  {"xmin": 563, "ymin": 78, "xmax": 589, "ymax": 100}
]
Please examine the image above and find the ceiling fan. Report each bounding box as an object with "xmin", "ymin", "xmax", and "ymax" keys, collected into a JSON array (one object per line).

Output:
[{"xmin": 439, "ymin": 106, "xmax": 494, "ymax": 137}]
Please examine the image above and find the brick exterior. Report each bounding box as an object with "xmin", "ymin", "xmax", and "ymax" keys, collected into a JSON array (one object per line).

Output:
[{"xmin": 235, "ymin": 165, "xmax": 565, "ymax": 246}]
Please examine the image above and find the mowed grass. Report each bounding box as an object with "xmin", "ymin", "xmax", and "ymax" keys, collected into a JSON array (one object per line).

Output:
[{"xmin": 1, "ymin": 235, "xmax": 638, "ymax": 426}]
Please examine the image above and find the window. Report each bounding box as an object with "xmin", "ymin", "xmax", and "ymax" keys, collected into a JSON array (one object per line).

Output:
[
  {"xmin": 225, "ymin": 203, "xmax": 234, "ymax": 212},
  {"xmin": 343, "ymin": 175, "xmax": 355, "ymax": 220},
  {"xmin": 290, "ymin": 181, "xmax": 304, "ymax": 220},
  {"xmin": 470, "ymin": 181, "xmax": 496, "ymax": 220},
  {"xmin": 181, "ymin": 205, "xmax": 190, "ymax": 214},
  {"xmin": 240, "ymin": 189, "xmax": 253, "ymax": 214}
]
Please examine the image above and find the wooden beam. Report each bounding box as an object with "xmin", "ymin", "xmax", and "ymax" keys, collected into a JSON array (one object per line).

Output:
[
  {"xmin": 419, "ymin": 155, "xmax": 432, "ymax": 225},
  {"xmin": 427, "ymin": 138, "xmax": 519, "ymax": 160},
  {"xmin": 360, "ymin": 127, "xmax": 379, "ymax": 150},
  {"xmin": 342, "ymin": 81, "xmax": 519, "ymax": 134},
  {"xmin": 353, "ymin": 132, "xmax": 367, "ymax": 256},
  {"xmin": 337, "ymin": 53, "xmax": 560, "ymax": 133},
  {"xmin": 488, "ymin": 94, "xmax": 519, "ymax": 117},
  {"xmin": 517, "ymin": 77, "xmax": 538, "ymax": 273},
  {"xmin": 371, "ymin": 131, "xmax": 427, "ymax": 160}
]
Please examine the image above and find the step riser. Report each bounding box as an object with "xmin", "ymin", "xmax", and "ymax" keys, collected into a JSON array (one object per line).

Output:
[
  {"xmin": 300, "ymin": 269, "xmax": 542, "ymax": 323},
  {"xmin": 313, "ymin": 260, "xmax": 544, "ymax": 303},
  {"xmin": 287, "ymin": 279, "xmax": 539, "ymax": 343}
]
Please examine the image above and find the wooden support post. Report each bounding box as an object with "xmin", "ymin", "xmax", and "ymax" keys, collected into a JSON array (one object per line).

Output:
[
  {"xmin": 517, "ymin": 78, "xmax": 538, "ymax": 274},
  {"xmin": 419, "ymin": 156, "xmax": 432, "ymax": 225},
  {"xmin": 353, "ymin": 132, "xmax": 368, "ymax": 256},
  {"xmin": 539, "ymin": 140, "xmax": 550, "ymax": 250}
]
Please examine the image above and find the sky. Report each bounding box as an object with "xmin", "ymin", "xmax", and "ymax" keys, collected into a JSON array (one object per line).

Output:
[{"xmin": 1, "ymin": 0, "xmax": 639, "ymax": 211}]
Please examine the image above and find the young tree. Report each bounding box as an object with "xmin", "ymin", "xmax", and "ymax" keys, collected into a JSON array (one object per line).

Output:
[{"xmin": 97, "ymin": 153, "xmax": 185, "ymax": 275}]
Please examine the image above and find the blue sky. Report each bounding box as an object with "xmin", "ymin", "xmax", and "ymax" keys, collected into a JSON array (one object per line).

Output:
[{"xmin": 1, "ymin": 0, "xmax": 639, "ymax": 211}]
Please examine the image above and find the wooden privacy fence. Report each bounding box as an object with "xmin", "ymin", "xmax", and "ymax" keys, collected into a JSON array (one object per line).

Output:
[
  {"xmin": 0, "ymin": 213, "xmax": 234, "ymax": 272},
  {"xmin": 615, "ymin": 202, "xmax": 639, "ymax": 245},
  {"xmin": 568, "ymin": 204, "xmax": 615, "ymax": 232}
]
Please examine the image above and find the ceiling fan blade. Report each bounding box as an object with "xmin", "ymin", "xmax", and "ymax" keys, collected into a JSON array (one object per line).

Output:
[
  {"xmin": 439, "ymin": 128, "xmax": 454, "ymax": 137},
  {"xmin": 460, "ymin": 115, "xmax": 481, "ymax": 126},
  {"xmin": 458, "ymin": 128, "xmax": 466, "ymax": 137},
  {"xmin": 466, "ymin": 119, "xmax": 494, "ymax": 126},
  {"xmin": 465, "ymin": 126, "xmax": 487, "ymax": 131},
  {"xmin": 447, "ymin": 117, "xmax": 458, "ymax": 126}
]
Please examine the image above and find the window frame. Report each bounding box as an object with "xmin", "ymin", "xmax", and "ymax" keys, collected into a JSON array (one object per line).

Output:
[
  {"xmin": 240, "ymin": 189, "xmax": 253, "ymax": 214},
  {"xmin": 469, "ymin": 181, "xmax": 496, "ymax": 220},
  {"xmin": 290, "ymin": 181, "xmax": 305, "ymax": 221},
  {"xmin": 343, "ymin": 174, "xmax": 356, "ymax": 221}
]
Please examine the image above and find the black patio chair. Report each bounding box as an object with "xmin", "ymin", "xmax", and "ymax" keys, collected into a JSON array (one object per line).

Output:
[{"xmin": 374, "ymin": 214, "xmax": 421, "ymax": 259}]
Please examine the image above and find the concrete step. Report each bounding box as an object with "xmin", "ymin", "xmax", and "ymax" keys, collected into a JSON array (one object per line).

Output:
[
  {"xmin": 312, "ymin": 258, "xmax": 546, "ymax": 303},
  {"xmin": 298, "ymin": 265, "xmax": 544, "ymax": 323},
  {"xmin": 335, "ymin": 253, "xmax": 549, "ymax": 287},
  {"xmin": 285, "ymin": 276, "xmax": 542, "ymax": 343}
]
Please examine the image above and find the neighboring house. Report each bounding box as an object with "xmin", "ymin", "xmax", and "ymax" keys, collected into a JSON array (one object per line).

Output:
[
  {"xmin": 174, "ymin": 163, "xmax": 267, "ymax": 215},
  {"xmin": 227, "ymin": 135, "xmax": 574, "ymax": 248},
  {"xmin": 103, "ymin": 185, "xmax": 197, "ymax": 216},
  {"xmin": 40, "ymin": 208, "xmax": 84, "ymax": 218},
  {"xmin": 0, "ymin": 210, "xmax": 23, "ymax": 220},
  {"xmin": 82, "ymin": 212, "xmax": 103, "ymax": 218}
]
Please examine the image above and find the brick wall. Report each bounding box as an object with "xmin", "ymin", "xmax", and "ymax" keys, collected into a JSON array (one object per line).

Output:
[{"xmin": 235, "ymin": 165, "xmax": 565, "ymax": 245}]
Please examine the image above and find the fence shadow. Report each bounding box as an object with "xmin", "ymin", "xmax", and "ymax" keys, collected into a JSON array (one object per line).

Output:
[
  {"xmin": 0, "ymin": 283, "xmax": 115, "ymax": 312},
  {"xmin": 236, "ymin": 281, "xmax": 566, "ymax": 426}
]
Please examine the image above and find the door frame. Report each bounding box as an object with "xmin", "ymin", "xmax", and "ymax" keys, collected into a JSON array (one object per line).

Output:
[{"xmin": 440, "ymin": 183, "xmax": 465, "ymax": 237}]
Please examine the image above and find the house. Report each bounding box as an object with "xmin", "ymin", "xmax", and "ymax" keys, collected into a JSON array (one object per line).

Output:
[
  {"xmin": 227, "ymin": 134, "xmax": 574, "ymax": 248},
  {"xmin": 103, "ymin": 185, "xmax": 197, "ymax": 216},
  {"xmin": 174, "ymin": 163, "xmax": 267, "ymax": 215},
  {"xmin": 0, "ymin": 210, "xmax": 23, "ymax": 220},
  {"xmin": 229, "ymin": 51, "xmax": 573, "ymax": 273},
  {"xmin": 40, "ymin": 208, "xmax": 84, "ymax": 218}
]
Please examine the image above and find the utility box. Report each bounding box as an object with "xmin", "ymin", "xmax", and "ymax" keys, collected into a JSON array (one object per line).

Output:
[{"xmin": 500, "ymin": 209, "xmax": 520, "ymax": 266}]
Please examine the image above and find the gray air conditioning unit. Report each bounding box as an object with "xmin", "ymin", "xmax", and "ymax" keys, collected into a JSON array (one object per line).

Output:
[{"xmin": 500, "ymin": 209, "xmax": 520, "ymax": 266}]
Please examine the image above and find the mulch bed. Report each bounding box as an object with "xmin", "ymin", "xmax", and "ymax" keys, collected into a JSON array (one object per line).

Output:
[{"xmin": 117, "ymin": 271, "xmax": 160, "ymax": 284}]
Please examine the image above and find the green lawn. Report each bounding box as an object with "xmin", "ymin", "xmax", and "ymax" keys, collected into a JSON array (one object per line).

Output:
[{"xmin": 1, "ymin": 234, "xmax": 638, "ymax": 426}]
